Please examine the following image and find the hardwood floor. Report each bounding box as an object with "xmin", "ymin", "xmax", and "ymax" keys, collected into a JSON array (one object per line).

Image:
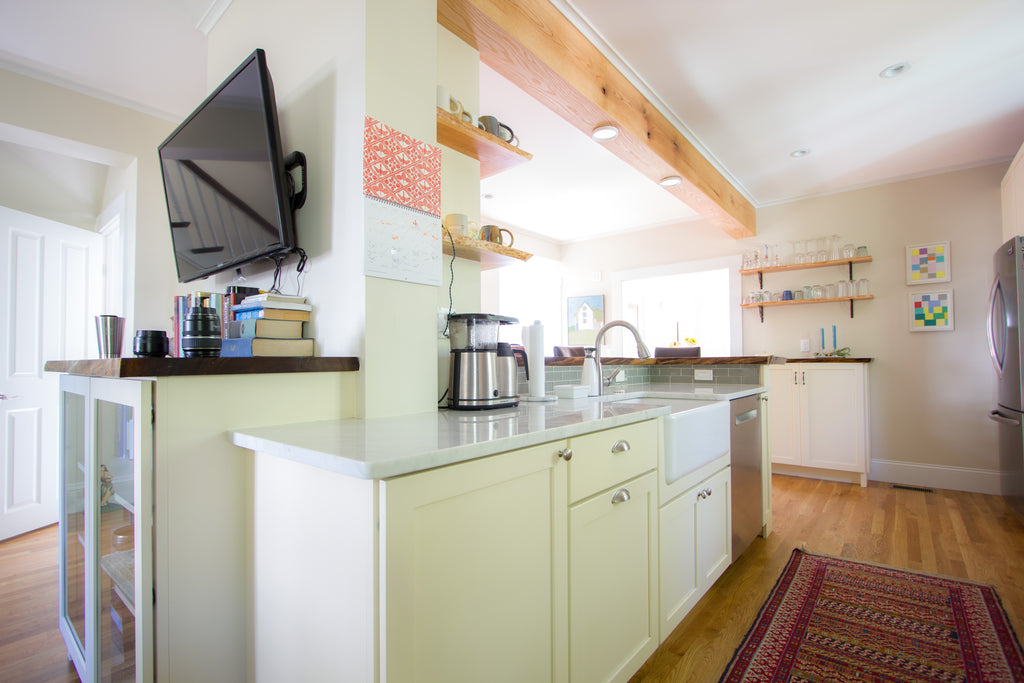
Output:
[
  {"xmin": 630, "ymin": 474, "xmax": 1024, "ymax": 682},
  {"xmin": 0, "ymin": 524, "xmax": 79, "ymax": 683},
  {"xmin": 2, "ymin": 475, "xmax": 1023, "ymax": 683}
]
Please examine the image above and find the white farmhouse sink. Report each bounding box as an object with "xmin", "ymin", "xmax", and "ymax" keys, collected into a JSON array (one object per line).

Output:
[{"xmin": 611, "ymin": 397, "xmax": 731, "ymax": 486}]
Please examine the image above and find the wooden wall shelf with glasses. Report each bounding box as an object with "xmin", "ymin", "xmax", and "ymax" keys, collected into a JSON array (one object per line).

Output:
[
  {"xmin": 741, "ymin": 255, "xmax": 874, "ymax": 321},
  {"xmin": 436, "ymin": 107, "xmax": 533, "ymax": 178},
  {"xmin": 441, "ymin": 230, "xmax": 532, "ymax": 270},
  {"xmin": 739, "ymin": 255, "xmax": 872, "ymax": 280}
]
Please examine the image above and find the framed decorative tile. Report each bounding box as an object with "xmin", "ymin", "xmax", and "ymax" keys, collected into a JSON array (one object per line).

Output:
[
  {"xmin": 907, "ymin": 242, "xmax": 950, "ymax": 284},
  {"xmin": 909, "ymin": 290, "xmax": 954, "ymax": 332}
]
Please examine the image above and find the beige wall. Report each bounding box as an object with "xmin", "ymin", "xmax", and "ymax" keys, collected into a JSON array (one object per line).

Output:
[
  {"xmin": 207, "ymin": 0, "xmax": 366, "ymax": 364},
  {"xmin": 560, "ymin": 163, "xmax": 1010, "ymax": 491},
  {"xmin": 0, "ymin": 68, "xmax": 175, "ymax": 335}
]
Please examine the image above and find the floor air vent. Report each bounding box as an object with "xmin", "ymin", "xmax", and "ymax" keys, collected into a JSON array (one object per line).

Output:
[{"xmin": 891, "ymin": 484, "xmax": 936, "ymax": 493}]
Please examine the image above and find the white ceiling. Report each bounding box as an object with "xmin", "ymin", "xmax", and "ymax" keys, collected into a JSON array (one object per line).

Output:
[{"xmin": 2, "ymin": 0, "xmax": 1024, "ymax": 244}]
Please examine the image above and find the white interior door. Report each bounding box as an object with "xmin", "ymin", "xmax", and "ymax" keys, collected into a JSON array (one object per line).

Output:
[{"xmin": 1, "ymin": 206, "xmax": 102, "ymax": 540}]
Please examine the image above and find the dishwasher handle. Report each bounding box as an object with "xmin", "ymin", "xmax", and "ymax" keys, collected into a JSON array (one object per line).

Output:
[
  {"xmin": 734, "ymin": 408, "xmax": 759, "ymax": 425},
  {"xmin": 989, "ymin": 409, "xmax": 1021, "ymax": 426}
]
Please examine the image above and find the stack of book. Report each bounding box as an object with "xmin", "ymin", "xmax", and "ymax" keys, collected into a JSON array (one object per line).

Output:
[{"xmin": 221, "ymin": 293, "xmax": 314, "ymax": 357}]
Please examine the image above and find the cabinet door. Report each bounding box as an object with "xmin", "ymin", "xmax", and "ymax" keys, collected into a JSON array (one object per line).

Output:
[
  {"xmin": 695, "ymin": 466, "xmax": 732, "ymax": 590},
  {"xmin": 570, "ymin": 472, "xmax": 658, "ymax": 683},
  {"xmin": 658, "ymin": 482, "xmax": 698, "ymax": 638},
  {"xmin": 766, "ymin": 366, "xmax": 801, "ymax": 466},
  {"xmin": 658, "ymin": 466, "xmax": 732, "ymax": 641},
  {"xmin": 58, "ymin": 376, "xmax": 153, "ymax": 683},
  {"xmin": 383, "ymin": 440, "xmax": 569, "ymax": 683},
  {"xmin": 802, "ymin": 365, "xmax": 865, "ymax": 472}
]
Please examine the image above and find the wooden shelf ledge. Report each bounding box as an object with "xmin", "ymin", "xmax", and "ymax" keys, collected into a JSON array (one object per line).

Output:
[
  {"xmin": 441, "ymin": 230, "xmax": 532, "ymax": 270},
  {"xmin": 436, "ymin": 107, "xmax": 533, "ymax": 178},
  {"xmin": 739, "ymin": 256, "xmax": 873, "ymax": 276},
  {"xmin": 740, "ymin": 295, "xmax": 874, "ymax": 309}
]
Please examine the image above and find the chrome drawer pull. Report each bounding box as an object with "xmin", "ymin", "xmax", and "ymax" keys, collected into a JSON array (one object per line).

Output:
[
  {"xmin": 611, "ymin": 489, "xmax": 631, "ymax": 505},
  {"xmin": 610, "ymin": 439, "xmax": 631, "ymax": 454}
]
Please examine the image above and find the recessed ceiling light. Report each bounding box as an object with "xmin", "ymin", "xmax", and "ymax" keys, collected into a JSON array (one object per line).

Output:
[
  {"xmin": 790, "ymin": 149, "xmax": 811, "ymax": 158},
  {"xmin": 659, "ymin": 175, "xmax": 682, "ymax": 187},
  {"xmin": 591, "ymin": 124, "xmax": 619, "ymax": 142},
  {"xmin": 879, "ymin": 62, "xmax": 912, "ymax": 79}
]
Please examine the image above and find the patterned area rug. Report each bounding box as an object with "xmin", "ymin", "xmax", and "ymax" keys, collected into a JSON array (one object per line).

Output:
[{"xmin": 720, "ymin": 549, "xmax": 1024, "ymax": 682}]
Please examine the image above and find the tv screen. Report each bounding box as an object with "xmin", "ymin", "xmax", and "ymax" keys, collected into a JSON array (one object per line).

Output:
[{"xmin": 159, "ymin": 48, "xmax": 297, "ymax": 283}]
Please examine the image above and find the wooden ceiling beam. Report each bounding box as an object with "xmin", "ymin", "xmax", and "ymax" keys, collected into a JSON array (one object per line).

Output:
[{"xmin": 438, "ymin": 0, "xmax": 756, "ymax": 239}]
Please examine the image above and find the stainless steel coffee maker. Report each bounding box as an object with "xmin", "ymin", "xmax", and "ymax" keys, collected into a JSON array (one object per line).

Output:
[{"xmin": 447, "ymin": 313, "xmax": 527, "ymax": 410}]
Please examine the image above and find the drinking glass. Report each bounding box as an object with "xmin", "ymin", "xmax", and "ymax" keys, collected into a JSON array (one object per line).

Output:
[
  {"xmin": 837, "ymin": 279, "xmax": 851, "ymax": 297},
  {"xmin": 825, "ymin": 283, "xmax": 837, "ymax": 299},
  {"xmin": 829, "ymin": 235, "xmax": 841, "ymax": 261},
  {"xmin": 856, "ymin": 278, "xmax": 870, "ymax": 296},
  {"xmin": 842, "ymin": 244, "xmax": 856, "ymax": 259},
  {"xmin": 811, "ymin": 285, "xmax": 824, "ymax": 299}
]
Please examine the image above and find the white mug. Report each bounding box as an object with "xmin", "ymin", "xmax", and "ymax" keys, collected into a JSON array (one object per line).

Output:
[{"xmin": 443, "ymin": 213, "xmax": 478, "ymax": 238}]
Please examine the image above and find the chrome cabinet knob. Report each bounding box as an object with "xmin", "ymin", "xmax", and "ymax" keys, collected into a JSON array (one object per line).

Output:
[{"xmin": 557, "ymin": 448, "xmax": 573, "ymax": 461}]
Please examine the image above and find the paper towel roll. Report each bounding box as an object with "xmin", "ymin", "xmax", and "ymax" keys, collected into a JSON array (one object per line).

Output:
[{"xmin": 527, "ymin": 321, "xmax": 546, "ymax": 398}]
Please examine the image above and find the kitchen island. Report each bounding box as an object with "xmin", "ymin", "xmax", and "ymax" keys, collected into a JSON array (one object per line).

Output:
[{"xmin": 231, "ymin": 387, "xmax": 763, "ymax": 683}]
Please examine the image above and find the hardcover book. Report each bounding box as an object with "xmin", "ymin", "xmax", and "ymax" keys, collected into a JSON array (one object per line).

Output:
[
  {"xmin": 233, "ymin": 307, "xmax": 311, "ymax": 322},
  {"xmin": 226, "ymin": 318, "xmax": 303, "ymax": 339},
  {"xmin": 220, "ymin": 337, "xmax": 314, "ymax": 357}
]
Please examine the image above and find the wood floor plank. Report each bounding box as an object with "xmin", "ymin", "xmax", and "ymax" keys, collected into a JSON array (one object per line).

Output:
[
  {"xmin": 2, "ymin": 476, "xmax": 1023, "ymax": 683},
  {"xmin": 630, "ymin": 475, "xmax": 1024, "ymax": 683}
]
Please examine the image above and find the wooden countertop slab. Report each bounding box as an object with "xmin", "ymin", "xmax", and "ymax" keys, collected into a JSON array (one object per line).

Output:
[
  {"xmin": 544, "ymin": 355, "xmax": 783, "ymax": 366},
  {"xmin": 44, "ymin": 357, "xmax": 359, "ymax": 378}
]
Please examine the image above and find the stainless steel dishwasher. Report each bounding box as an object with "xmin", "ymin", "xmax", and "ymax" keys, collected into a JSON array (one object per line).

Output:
[{"xmin": 730, "ymin": 394, "xmax": 764, "ymax": 560}]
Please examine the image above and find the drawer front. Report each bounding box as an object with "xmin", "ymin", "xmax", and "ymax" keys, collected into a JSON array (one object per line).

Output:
[{"xmin": 570, "ymin": 420, "xmax": 657, "ymax": 502}]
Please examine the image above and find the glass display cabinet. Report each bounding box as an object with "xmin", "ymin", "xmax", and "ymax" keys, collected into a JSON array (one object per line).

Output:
[{"xmin": 58, "ymin": 375, "xmax": 153, "ymax": 682}]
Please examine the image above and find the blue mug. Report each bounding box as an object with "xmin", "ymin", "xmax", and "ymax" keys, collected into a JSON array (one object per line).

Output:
[{"xmin": 782, "ymin": 290, "xmax": 793, "ymax": 301}]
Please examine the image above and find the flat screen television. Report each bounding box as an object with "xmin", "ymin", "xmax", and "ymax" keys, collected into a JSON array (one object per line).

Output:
[{"xmin": 159, "ymin": 48, "xmax": 305, "ymax": 283}]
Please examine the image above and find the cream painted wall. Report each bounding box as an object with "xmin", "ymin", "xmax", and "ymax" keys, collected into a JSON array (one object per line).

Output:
[
  {"xmin": 1004, "ymin": 141, "xmax": 1024, "ymax": 242},
  {"xmin": 207, "ymin": 0, "xmax": 366, "ymax": 365},
  {"xmin": 0, "ymin": 68, "xmax": 175, "ymax": 336},
  {"xmin": 437, "ymin": 25, "xmax": 484, "ymax": 398},
  {"xmin": 559, "ymin": 164, "xmax": 1009, "ymax": 490},
  {"xmin": 0, "ymin": 141, "xmax": 108, "ymax": 230}
]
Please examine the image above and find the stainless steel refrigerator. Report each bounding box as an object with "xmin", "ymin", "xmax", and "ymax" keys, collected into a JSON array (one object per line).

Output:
[{"xmin": 987, "ymin": 236, "xmax": 1024, "ymax": 496}]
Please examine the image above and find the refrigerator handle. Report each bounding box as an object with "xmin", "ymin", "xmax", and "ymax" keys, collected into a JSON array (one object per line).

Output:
[
  {"xmin": 987, "ymin": 275, "xmax": 1005, "ymax": 377},
  {"xmin": 989, "ymin": 409, "xmax": 1021, "ymax": 427}
]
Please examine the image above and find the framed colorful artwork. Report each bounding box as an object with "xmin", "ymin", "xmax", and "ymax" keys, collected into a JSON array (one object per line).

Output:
[
  {"xmin": 567, "ymin": 295, "xmax": 605, "ymax": 346},
  {"xmin": 909, "ymin": 290, "xmax": 954, "ymax": 332},
  {"xmin": 906, "ymin": 242, "xmax": 950, "ymax": 284}
]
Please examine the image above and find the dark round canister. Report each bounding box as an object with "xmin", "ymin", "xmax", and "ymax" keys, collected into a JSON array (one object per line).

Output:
[
  {"xmin": 181, "ymin": 306, "xmax": 222, "ymax": 358},
  {"xmin": 133, "ymin": 330, "xmax": 170, "ymax": 357}
]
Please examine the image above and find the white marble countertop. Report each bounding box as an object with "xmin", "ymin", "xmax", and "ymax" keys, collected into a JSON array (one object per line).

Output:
[{"xmin": 230, "ymin": 385, "xmax": 766, "ymax": 480}]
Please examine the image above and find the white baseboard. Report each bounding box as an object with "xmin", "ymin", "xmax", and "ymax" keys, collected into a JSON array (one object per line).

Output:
[{"xmin": 869, "ymin": 459, "xmax": 1022, "ymax": 496}]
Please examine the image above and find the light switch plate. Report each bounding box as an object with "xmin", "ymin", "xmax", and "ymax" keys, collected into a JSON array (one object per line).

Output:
[
  {"xmin": 694, "ymin": 368, "xmax": 714, "ymax": 381},
  {"xmin": 800, "ymin": 339, "xmax": 810, "ymax": 352}
]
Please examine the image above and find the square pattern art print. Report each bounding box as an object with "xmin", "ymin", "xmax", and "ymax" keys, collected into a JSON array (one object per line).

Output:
[
  {"xmin": 909, "ymin": 290, "xmax": 954, "ymax": 331},
  {"xmin": 907, "ymin": 242, "xmax": 950, "ymax": 284}
]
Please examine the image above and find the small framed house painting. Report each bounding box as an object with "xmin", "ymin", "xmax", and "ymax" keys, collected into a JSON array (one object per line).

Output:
[
  {"xmin": 567, "ymin": 295, "xmax": 605, "ymax": 346},
  {"xmin": 909, "ymin": 290, "xmax": 954, "ymax": 332},
  {"xmin": 907, "ymin": 242, "xmax": 951, "ymax": 284}
]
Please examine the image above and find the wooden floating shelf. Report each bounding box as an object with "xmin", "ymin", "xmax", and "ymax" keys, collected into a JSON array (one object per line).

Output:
[
  {"xmin": 442, "ymin": 231, "xmax": 532, "ymax": 270},
  {"xmin": 739, "ymin": 255, "xmax": 872, "ymax": 276},
  {"xmin": 436, "ymin": 107, "xmax": 533, "ymax": 178},
  {"xmin": 740, "ymin": 295, "xmax": 874, "ymax": 309}
]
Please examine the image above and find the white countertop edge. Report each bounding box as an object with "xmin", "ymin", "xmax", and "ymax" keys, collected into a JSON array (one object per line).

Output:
[
  {"xmin": 231, "ymin": 402, "xmax": 673, "ymax": 480},
  {"xmin": 230, "ymin": 385, "xmax": 768, "ymax": 480}
]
